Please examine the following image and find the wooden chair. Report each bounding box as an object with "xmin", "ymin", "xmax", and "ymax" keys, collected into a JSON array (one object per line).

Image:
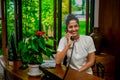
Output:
[{"xmin": 92, "ymin": 61, "xmax": 105, "ymax": 79}]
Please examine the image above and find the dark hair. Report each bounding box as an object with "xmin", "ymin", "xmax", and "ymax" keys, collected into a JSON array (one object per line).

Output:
[{"xmin": 66, "ymin": 14, "xmax": 79, "ymax": 26}]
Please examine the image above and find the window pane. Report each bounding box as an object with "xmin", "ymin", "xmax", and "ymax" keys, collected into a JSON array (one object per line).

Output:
[
  {"xmin": 62, "ymin": 0, "xmax": 69, "ymax": 37},
  {"xmin": 6, "ymin": 0, "xmax": 15, "ymax": 41},
  {"xmin": 22, "ymin": 0, "xmax": 39, "ymax": 37},
  {"xmin": 71, "ymin": 0, "xmax": 86, "ymax": 35},
  {"xmin": 42, "ymin": 0, "xmax": 54, "ymax": 46}
]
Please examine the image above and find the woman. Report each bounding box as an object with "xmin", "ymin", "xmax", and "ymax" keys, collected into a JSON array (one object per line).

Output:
[{"xmin": 55, "ymin": 14, "xmax": 96, "ymax": 74}]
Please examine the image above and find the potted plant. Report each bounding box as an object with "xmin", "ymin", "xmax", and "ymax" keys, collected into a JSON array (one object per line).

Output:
[{"xmin": 17, "ymin": 30, "xmax": 54, "ymax": 76}]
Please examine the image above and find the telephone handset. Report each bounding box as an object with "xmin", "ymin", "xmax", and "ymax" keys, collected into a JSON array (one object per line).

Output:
[{"xmin": 70, "ymin": 36, "xmax": 74, "ymax": 41}]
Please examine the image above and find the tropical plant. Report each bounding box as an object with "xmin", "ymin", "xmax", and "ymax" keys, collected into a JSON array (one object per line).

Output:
[{"xmin": 17, "ymin": 30, "xmax": 54, "ymax": 64}]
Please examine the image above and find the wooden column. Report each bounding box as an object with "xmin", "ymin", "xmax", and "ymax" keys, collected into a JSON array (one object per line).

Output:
[{"xmin": 1, "ymin": 0, "xmax": 8, "ymax": 58}]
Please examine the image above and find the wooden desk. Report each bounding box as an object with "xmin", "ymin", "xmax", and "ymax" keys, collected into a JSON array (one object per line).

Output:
[{"xmin": 0, "ymin": 56, "xmax": 102, "ymax": 80}]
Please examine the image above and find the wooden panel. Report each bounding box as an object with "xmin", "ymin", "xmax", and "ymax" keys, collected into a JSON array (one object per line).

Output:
[
  {"xmin": 99, "ymin": 0, "xmax": 120, "ymax": 55},
  {"xmin": 1, "ymin": 0, "xmax": 7, "ymax": 57},
  {"xmin": 99, "ymin": 0, "xmax": 120, "ymax": 79}
]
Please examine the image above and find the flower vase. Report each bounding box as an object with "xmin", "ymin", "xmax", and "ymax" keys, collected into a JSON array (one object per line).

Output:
[{"xmin": 90, "ymin": 27, "xmax": 103, "ymax": 55}]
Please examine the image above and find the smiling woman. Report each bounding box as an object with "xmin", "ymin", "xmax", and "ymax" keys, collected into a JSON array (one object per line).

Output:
[{"xmin": 55, "ymin": 14, "xmax": 96, "ymax": 75}]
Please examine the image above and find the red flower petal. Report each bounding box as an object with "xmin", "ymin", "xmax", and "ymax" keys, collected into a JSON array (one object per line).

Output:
[{"xmin": 34, "ymin": 30, "xmax": 45, "ymax": 36}]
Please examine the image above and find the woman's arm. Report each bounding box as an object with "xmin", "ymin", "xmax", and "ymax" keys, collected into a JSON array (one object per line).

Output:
[
  {"xmin": 78, "ymin": 52, "xmax": 95, "ymax": 72},
  {"xmin": 55, "ymin": 45, "xmax": 69, "ymax": 64},
  {"xmin": 55, "ymin": 33, "xmax": 73, "ymax": 64}
]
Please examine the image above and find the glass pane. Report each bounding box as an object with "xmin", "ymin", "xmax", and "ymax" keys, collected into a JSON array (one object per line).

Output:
[
  {"xmin": 71, "ymin": 0, "xmax": 86, "ymax": 35},
  {"xmin": 62, "ymin": 0, "xmax": 69, "ymax": 37},
  {"xmin": 89, "ymin": 0, "xmax": 92, "ymax": 33},
  {"xmin": 6, "ymin": 0, "xmax": 15, "ymax": 42},
  {"xmin": 42, "ymin": 0, "xmax": 54, "ymax": 46},
  {"xmin": 22, "ymin": 0, "xmax": 39, "ymax": 37}
]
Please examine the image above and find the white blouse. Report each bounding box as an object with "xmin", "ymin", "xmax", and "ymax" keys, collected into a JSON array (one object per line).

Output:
[{"xmin": 57, "ymin": 35, "xmax": 96, "ymax": 74}]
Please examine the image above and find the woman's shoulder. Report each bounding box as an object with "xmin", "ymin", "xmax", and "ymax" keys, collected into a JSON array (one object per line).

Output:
[
  {"xmin": 80, "ymin": 35, "xmax": 92, "ymax": 39},
  {"xmin": 60, "ymin": 36, "xmax": 66, "ymax": 40},
  {"xmin": 80, "ymin": 35, "xmax": 93, "ymax": 44},
  {"xmin": 59, "ymin": 37, "xmax": 67, "ymax": 42}
]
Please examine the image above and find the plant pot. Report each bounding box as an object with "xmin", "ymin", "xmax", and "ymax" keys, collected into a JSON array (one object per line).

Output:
[{"xmin": 28, "ymin": 64, "xmax": 42, "ymax": 76}]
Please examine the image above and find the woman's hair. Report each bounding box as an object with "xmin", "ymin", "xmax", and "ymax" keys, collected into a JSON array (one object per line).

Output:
[{"xmin": 66, "ymin": 14, "xmax": 79, "ymax": 26}]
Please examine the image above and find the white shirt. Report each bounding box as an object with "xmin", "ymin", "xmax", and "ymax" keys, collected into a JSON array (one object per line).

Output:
[{"xmin": 57, "ymin": 35, "xmax": 96, "ymax": 74}]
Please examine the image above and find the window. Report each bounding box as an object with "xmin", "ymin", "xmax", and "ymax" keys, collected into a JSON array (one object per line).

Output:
[{"xmin": 2, "ymin": 0, "xmax": 94, "ymax": 52}]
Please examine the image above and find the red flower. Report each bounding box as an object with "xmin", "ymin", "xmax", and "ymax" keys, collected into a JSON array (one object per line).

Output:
[{"xmin": 34, "ymin": 30, "xmax": 45, "ymax": 36}]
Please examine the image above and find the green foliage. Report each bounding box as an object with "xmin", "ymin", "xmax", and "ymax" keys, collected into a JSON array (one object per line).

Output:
[
  {"xmin": 42, "ymin": 0, "xmax": 54, "ymax": 27},
  {"xmin": 5, "ymin": 0, "xmax": 87, "ymax": 52},
  {"xmin": 22, "ymin": 0, "xmax": 55, "ymax": 48},
  {"xmin": 22, "ymin": 0, "xmax": 39, "ymax": 37},
  {"xmin": 6, "ymin": 0, "xmax": 15, "ymax": 38},
  {"xmin": 17, "ymin": 31, "xmax": 54, "ymax": 64},
  {"xmin": 79, "ymin": 21, "xmax": 86, "ymax": 34}
]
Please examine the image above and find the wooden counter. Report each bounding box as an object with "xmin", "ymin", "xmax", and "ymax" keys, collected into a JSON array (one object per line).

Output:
[{"xmin": 0, "ymin": 56, "xmax": 103, "ymax": 80}]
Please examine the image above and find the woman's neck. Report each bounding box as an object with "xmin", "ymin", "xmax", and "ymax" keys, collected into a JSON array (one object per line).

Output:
[{"xmin": 74, "ymin": 35, "xmax": 80, "ymax": 40}]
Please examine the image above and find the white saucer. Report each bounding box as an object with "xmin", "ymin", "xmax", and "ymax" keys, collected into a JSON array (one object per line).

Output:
[{"xmin": 27, "ymin": 72, "xmax": 42, "ymax": 76}]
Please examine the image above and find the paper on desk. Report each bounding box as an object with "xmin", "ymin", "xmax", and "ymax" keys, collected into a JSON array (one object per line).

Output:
[{"xmin": 41, "ymin": 60, "xmax": 56, "ymax": 68}]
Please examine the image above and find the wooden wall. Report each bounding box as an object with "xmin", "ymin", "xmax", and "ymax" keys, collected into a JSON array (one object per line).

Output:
[{"xmin": 99, "ymin": 0, "xmax": 120, "ymax": 79}]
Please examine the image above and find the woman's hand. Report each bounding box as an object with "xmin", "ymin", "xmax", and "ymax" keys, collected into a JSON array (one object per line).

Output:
[{"xmin": 66, "ymin": 32, "xmax": 73, "ymax": 47}]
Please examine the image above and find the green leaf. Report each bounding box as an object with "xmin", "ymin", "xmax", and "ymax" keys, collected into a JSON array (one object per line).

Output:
[
  {"xmin": 45, "ymin": 48, "xmax": 54, "ymax": 58},
  {"xmin": 31, "ymin": 39, "xmax": 38, "ymax": 52},
  {"xmin": 38, "ymin": 55, "xmax": 43, "ymax": 64},
  {"xmin": 38, "ymin": 37, "xmax": 46, "ymax": 49}
]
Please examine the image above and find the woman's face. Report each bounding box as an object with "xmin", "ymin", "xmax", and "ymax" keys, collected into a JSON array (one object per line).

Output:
[{"xmin": 67, "ymin": 20, "xmax": 80, "ymax": 37}]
